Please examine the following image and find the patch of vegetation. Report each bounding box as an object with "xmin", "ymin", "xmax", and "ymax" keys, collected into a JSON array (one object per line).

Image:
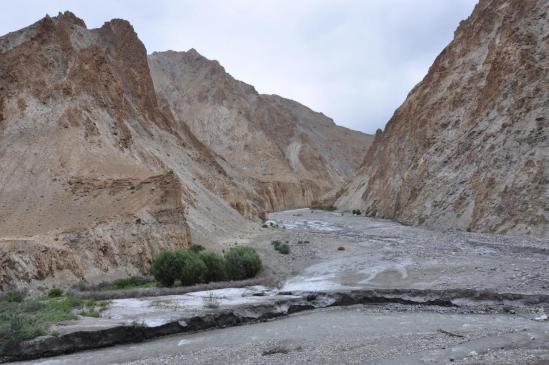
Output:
[
  {"xmin": 352, "ymin": 209, "xmax": 362, "ymax": 215},
  {"xmin": 189, "ymin": 244, "xmax": 206, "ymax": 253},
  {"xmin": 224, "ymin": 246, "xmax": 262, "ymax": 280},
  {"xmin": 48, "ymin": 288, "xmax": 64, "ymax": 298},
  {"xmin": 111, "ymin": 276, "xmax": 154, "ymax": 290},
  {"xmin": 0, "ymin": 294, "xmax": 110, "ymax": 351},
  {"xmin": 175, "ymin": 250, "xmax": 208, "ymax": 286},
  {"xmin": 4, "ymin": 290, "xmax": 26, "ymax": 303},
  {"xmin": 271, "ymin": 240, "xmax": 290, "ymax": 254},
  {"xmin": 199, "ymin": 251, "xmax": 226, "ymax": 282},
  {"xmin": 262, "ymin": 346, "xmax": 290, "ymax": 356},
  {"xmin": 151, "ymin": 250, "xmax": 181, "ymax": 287},
  {"xmin": 297, "ymin": 240, "xmax": 310, "ymax": 244},
  {"xmin": 74, "ymin": 276, "xmax": 156, "ymax": 292},
  {"xmin": 337, "ymin": 246, "xmax": 346, "ymax": 251},
  {"xmin": 151, "ymin": 246, "xmax": 262, "ymax": 287},
  {"xmin": 202, "ymin": 292, "xmax": 221, "ymax": 309},
  {"xmin": 322, "ymin": 206, "xmax": 337, "ymax": 211}
]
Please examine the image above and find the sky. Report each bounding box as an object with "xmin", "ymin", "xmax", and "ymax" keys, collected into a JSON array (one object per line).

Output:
[{"xmin": 0, "ymin": 1, "xmax": 477, "ymax": 134}]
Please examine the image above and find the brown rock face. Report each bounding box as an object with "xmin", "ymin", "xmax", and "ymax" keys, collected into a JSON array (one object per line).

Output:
[
  {"xmin": 337, "ymin": 0, "xmax": 548, "ymax": 237},
  {"xmin": 0, "ymin": 13, "xmax": 197, "ymax": 288},
  {"xmin": 148, "ymin": 50, "xmax": 372, "ymax": 212},
  {"xmin": 0, "ymin": 12, "xmax": 370, "ymax": 289},
  {"xmin": 0, "ymin": 12, "xmax": 253, "ymax": 289}
]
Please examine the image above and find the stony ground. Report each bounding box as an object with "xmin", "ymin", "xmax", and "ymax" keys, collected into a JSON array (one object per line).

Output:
[{"xmin": 15, "ymin": 209, "xmax": 549, "ymax": 364}]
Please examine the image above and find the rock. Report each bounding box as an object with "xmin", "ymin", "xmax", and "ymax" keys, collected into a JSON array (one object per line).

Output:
[
  {"xmin": 0, "ymin": 12, "xmax": 370, "ymax": 289},
  {"xmin": 336, "ymin": 0, "xmax": 548, "ymax": 238},
  {"xmin": 148, "ymin": 50, "xmax": 373, "ymax": 213}
]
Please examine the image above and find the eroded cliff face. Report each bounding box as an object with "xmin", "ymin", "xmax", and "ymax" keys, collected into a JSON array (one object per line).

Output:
[
  {"xmin": 0, "ymin": 12, "xmax": 370, "ymax": 289},
  {"xmin": 0, "ymin": 12, "xmax": 255, "ymax": 289},
  {"xmin": 148, "ymin": 50, "xmax": 373, "ymax": 212},
  {"xmin": 337, "ymin": 0, "xmax": 548, "ymax": 237}
]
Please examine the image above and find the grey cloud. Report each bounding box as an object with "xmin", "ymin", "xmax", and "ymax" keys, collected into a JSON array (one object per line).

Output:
[{"xmin": 0, "ymin": 0, "xmax": 477, "ymax": 133}]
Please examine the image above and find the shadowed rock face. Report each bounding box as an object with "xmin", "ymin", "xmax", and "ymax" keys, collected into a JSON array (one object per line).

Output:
[
  {"xmin": 148, "ymin": 50, "xmax": 373, "ymax": 212},
  {"xmin": 337, "ymin": 0, "xmax": 548, "ymax": 237}
]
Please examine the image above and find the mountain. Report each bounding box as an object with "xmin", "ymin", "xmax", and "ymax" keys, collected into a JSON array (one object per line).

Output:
[
  {"xmin": 336, "ymin": 0, "xmax": 548, "ymax": 237},
  {"xmin": 0, "ymin": 12, "xmax": 369, "ymax": 289},
  {"xmin": 148, "ymin": 50, "xmax": 372, "ymax": 212}
]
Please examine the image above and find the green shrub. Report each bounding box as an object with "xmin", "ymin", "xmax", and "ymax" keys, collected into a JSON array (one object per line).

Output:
[
  {"xmin": 111, "ymin": 276, "xmax": 152, "ymax": 290},
  {"xmin": 337, "ymin": 246, "xmax": 346, "ymax": 251},
  {"xmin": 175, "ymin": 250, "xmax": 208, "ymax": 286},
  {"xmin": 199, "ymin": 251, "xmax": 226, "ymax": 282},
  {"xmin": 0, "ymin": 313, "xmax": 44, "ymax": 349},
  {"xmin": 352, "ymin": 209, "xmax": 362, "ymax": 215},
  {"xmin": 151, "ymin": 251, "xmax": 180, "ymax": 287},
  {"xmin": 224, "ymin": 246, "xmax": 262, "ymax": 280},
  {"xmin": 48, "ymin": 288, "xmax": 63, "ymax": 298},
  {"xmin": 272, "ymin": 240, "xmax": 290, "ymax": 254},
  {"xmin": 4, "ymin": 290, "xmax": 26, "ymax": 303},
  {"xmin": 189, "ymin": 244, "xmax": 206, "ymax": 253}
]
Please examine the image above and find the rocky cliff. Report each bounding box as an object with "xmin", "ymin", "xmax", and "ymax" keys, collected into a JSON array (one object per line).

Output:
[
  {"xmin": 337, "ymin": 0, "xmax": 548, "ymax": 237},
  {"xmin": 148, "ymin": 50, "xmax": 372, "ymax": 212},
  {"xmin": 0, "ymin": 12, "xmax": 258, "ymax": 289},
  {"xmin": 0, "ymin": 12, "xmax": 370, "ymax": 289}
]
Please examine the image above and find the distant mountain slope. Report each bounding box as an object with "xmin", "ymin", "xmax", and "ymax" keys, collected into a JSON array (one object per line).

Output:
[
  {"xmin": 337, "ymin": 0, "xmax": 548, "ymax": 237},
  {"xmin": 148, "ymin": 50, "xmax": 372, "ymax": 211}
]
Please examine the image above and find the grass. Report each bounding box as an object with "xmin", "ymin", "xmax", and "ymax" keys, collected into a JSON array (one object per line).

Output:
[
  {"xmin": 202, "ymin": 292, "xmax": 221, "ymax": 309},
  {"xmin": 0, "ymin": 291, "xmax": 110, "ymax": 350}
]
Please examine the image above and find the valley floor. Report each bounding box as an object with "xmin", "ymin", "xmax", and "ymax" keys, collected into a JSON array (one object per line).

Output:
[{"xmin": 13, "ymin": 209, "xmax": 549, "ymax": 364}]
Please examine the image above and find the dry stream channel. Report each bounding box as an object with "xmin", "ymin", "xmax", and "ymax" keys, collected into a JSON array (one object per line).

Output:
[{"xmin": 12, "ymin": 209, "xmax": 549, "ymax": 365}]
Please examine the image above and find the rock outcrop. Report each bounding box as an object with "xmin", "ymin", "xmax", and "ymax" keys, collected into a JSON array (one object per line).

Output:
[
  {"xmin": 0, "ymin": 12, "xmax": 370, "ymax": 289},
  {"xmin": 148, "ymin": 50, "xmax": 372, "ymax": 211},
  {"xmin": 0, "ymin": 12, "xmax": 252, "ymax": 289},
  {"xmin": 337, "ymin": 0, "xmax": 548, "ymax": 237}
]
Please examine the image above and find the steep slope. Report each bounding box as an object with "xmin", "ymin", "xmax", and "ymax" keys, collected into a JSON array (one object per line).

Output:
[
  {"xmin": 148, "ymin": 50, "xmax": 373, "ymax": 211},
  {"xmin": 337, "ymin": 0, "xmax": 548, "ymax": 237},
  {"xmin": 0, "ymin": 12, "xmax": 256, "ymax": 289}
]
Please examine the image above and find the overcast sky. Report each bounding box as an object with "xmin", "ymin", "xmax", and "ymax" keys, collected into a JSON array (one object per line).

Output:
[{"xmin": 0, "ymin": 1, "xmax": 477, "ymax": 134}]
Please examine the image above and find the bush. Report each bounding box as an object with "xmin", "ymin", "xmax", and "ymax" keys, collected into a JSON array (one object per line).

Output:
[
  {"xmin": 225, "ymin": 246, "xmax": 262, "ymax": 280},
  {"xmin": 189, "ymin": 244, "xmax": 206, "ymax": 253},
  {"xmin": 151, "ymin": 251, "xmax": 180, "ymax": 287},
  {"xmin": 111, "ymin": 276, "xmax": 152, "ymax": 290},
  {"xmin": 199, "ymin": 251, "xmax": 226, "ymax": 282},
  {"xmin": 352, "ymin": 209, "xmax": 362, "ymax": 215},
  {"xmin": 4, "ymin": 290, "xmax": 26, "ymax": 303},
  {"xmin": 0, "ymin": 313, "xmax": 44, "ymax": 349},
  {"xmin": 175, "ymin": 250, "xmax": 208, "ymax": 286},
  {"xmin": 337, "ymin": 246, "xmax": 346, "ymax": 251},
  {"xmin": 271, "ymin": 241, "xmax": 290, "ymax": 254},
  {"xmin": 48, "ymin": 288, "xmax": 64, "ymax": 298}
]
